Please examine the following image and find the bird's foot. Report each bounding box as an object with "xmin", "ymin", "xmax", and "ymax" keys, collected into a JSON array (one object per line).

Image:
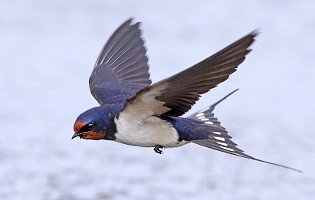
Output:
[{"xmin": 154, "ymin": 145, "xmax": 164, "ymax": 154}]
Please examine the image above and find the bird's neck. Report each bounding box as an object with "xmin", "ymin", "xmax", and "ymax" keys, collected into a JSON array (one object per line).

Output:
[{"xmin": 99, "ymin": 103, "xmax": 124, "ymax": 140}]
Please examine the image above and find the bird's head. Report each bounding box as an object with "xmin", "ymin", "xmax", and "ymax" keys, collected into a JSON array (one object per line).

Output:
[{"xmin": 72, "ymin": 106, "xmax": 117, "ymax": 140}]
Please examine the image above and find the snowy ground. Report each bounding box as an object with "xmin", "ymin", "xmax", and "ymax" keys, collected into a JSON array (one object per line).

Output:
[{"xmin": 1, "ymin": 0, "xmax": 315, "ymax": 199}]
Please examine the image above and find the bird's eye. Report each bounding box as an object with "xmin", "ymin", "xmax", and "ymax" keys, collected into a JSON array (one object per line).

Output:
[
  {"xmin": 78, "ymin": 123, "xmax": 94, "ymax": 133},
  {"xmin": 87, "ymin": 123, "xmax": 94, "ymax": 127}
]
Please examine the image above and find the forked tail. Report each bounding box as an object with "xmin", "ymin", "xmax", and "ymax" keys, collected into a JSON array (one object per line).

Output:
[{"xmin": 189, "ymin": 89, "xmax": 302, "ymax": 173}]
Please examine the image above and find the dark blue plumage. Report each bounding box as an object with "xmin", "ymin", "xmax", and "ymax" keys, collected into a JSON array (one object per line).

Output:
[{"xmin": 160, "ymin": 116, "xmax": 209, "ymax": 141}]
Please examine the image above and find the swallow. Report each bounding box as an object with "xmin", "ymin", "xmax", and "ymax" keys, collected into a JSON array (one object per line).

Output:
[{"xmin": 72, "ymin": 18, "xmax": 301, "ymax": 172}]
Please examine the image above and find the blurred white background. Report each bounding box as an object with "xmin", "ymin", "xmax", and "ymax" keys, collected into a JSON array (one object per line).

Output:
[{"xmin": 1, "ymin": 0, "xmax": 314, "ymax": 199}]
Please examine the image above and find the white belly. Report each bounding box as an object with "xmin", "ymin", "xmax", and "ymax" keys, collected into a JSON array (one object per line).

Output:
[{"xmin": 114, "ymin": 114, "xmax": 187, "ymax": 147}]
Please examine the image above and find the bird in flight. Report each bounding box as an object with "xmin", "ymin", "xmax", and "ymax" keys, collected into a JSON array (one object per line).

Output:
[{"xmin": 72, "ymin": 18, "xmax": 300, "ymax": 172}]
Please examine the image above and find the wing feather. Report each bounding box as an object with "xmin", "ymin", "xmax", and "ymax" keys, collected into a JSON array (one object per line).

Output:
[
  {"xmin": 89, "ymin": 18, "xmax": 151, "ymax": 105},
  {"xmin": 124, "ymin": 31, "xmax": 257, "ymax": 117}
]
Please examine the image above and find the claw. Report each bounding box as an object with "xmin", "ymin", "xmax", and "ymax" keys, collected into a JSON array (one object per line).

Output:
[{"xmin": 154, "ymin": 145, "xmax": 164, "ymax": 154}]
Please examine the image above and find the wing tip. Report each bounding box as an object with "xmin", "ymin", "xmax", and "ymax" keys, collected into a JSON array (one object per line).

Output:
[
  {"xmin": 247, "ymin": 29, "xmax": 260, "ymax": 44},
  {"xmin": 124, "ymin": 17, "xmax": 142, "ymax": 30},
  {"xmin": 125, "ymin": 17, "xmax": 133, "ymax": 24},
  {"xmin": 120, "ymin": 17, "xmax": 134, "ymax": 30},
  {"xmin": 250, "ymin": 29, "xmax": 261, "ymax": 37}
]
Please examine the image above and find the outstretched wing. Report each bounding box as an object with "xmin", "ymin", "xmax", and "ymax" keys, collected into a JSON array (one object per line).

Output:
[
  {"xmin": 89, "ymin": 18, "xmax": 151, "ymax": 105},
  {"xmin": 189, "ymin": 91, "xmax": 301, "ymax": 173},
  {"xmin": 123, "ymin": 31, "xmax": 257, "ymax": 117}
]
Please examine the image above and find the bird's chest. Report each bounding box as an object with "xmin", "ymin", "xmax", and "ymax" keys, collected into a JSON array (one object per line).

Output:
[{"xmin": 114, "ymin": 114, "xmax": 180, "ymax": 147}]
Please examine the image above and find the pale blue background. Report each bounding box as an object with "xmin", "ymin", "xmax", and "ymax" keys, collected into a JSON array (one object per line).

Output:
[{"xmin": 1, "ymin": 0, "xmax": 314, "ymax": 199}]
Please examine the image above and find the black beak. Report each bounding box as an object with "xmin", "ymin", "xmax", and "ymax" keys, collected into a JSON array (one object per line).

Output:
[{"xmin": 71, "ymin": 132, "xmax": 81, "ymax": 139}]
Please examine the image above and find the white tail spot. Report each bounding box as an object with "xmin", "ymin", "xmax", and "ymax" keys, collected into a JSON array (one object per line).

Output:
[
  {"xmin": 205, "ymin": 121, "xmax": 214, "ymax": 125},
  {"xmin": 217, "ymin": 142, "xmax": 228, "ymax": 146},
  {"xmin": 196, "ymin": 113, "xmax": 204, "ymax": 117},
  {"xmin": 214, "ymin": 136, "xmax": 225, "ymax": 141},
  {"xmin": 213, "ymin": 131, "xmax": 221, "ymax": 135},
  {"xmin": 220, "ymin": 146, "xmax": 234, "ymax": 151},
  {"xmin": 198, "ymin": 116, "xmax": 206, "ymax": 119}
]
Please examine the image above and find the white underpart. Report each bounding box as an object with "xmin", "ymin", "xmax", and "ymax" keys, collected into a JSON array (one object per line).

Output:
[
  {"xmin": 114, "ymin": 83, "xmax": 188, "ymax": 148},
  {"xmin": 115, "ymin": 111, "xmax": 187, "ymax": 148}
]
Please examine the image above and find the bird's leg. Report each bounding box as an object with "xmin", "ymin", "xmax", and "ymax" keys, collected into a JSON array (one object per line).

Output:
[{"xmin": 154, "ymin": 145, "xmax": 164, "ymax": 154}]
